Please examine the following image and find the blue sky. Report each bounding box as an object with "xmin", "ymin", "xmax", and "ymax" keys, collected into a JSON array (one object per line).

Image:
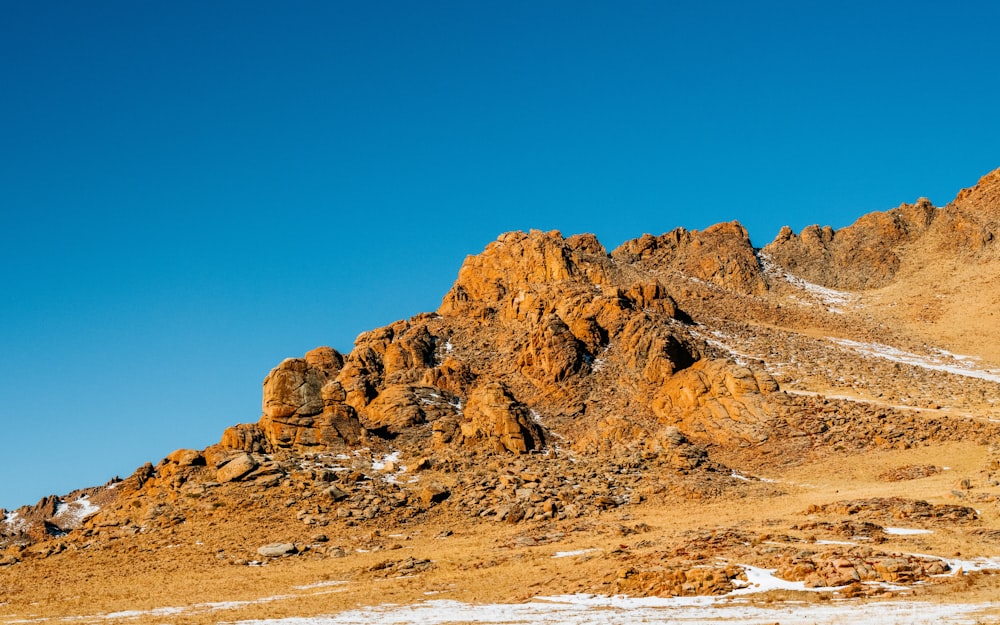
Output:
[{"xmin": 2, "ymin": 1, "xmax": 998, "ymax": 510}]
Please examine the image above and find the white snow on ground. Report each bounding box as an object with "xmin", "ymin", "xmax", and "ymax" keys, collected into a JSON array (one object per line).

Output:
[
  {"xmin": 226, "ymin": 595, "xmax": 999, "ymax": 625},
  {"xmin": 690, "ymin": 328, "xmax": 755, "ymax": 366},
  {"xmin": 730, "ymin": 564, "xmax": 842, "ymax": 595},
  {"xmin": 22, "ymin": 562, "xmax": 1000, "ymax": 625},
  {"xmin": 1, "ymin": 510, "xmax": 25, "ymax": 533},
  {"xmin": 884, "ymin": 527, "xmax": 934, "ymax": 536},
  {"xmin": 291, "ymin": 581, "xmax": 349, "ymax": 591},
  {"xmin": 757, "ymin": 252, "xmax": 856, "ymax": 312},
  {"xmin": 830, "ymin": 338, "xmax": 1000, "ymax": 383},
  {"xmin": 551, "ymin": 549, "xmax": 599, "ymax": 558},
  {"xmin": 911, "ymin": 554, "xmax": 1000, "ymax": 574},
  {"xmin": 52, "ymin": 495, "xmax": 100, "ymax": 528},
  {"xmin": 370, "ymin": 451, "xmax": 402, "ymax": 472}
]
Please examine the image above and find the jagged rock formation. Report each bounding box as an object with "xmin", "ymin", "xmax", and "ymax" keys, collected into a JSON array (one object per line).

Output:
[
  {"xmin": 764, "ymin": 166, "xmax": 1000, "ymax": 291},
  {"xmin": 207, "ymin": 229, "xmax": 717, "ymax": 460},
  {"xmin": 612, "ymin": 221, "xmax": 766, "ymax": 295},
  {"xmin": 764, "ymin": 198, "xmax": 937, "ymax": 290}
]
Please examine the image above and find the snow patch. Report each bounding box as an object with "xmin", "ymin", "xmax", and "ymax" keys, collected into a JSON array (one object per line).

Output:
[
  {"xmin": 52, "ymin": 495, "xmax": 100, "ymax": 528},
  {"xmin": 830, "ymin": 338, "xmax": 1000, "ymax": 383},
  {"xmin": 2, "ymin": 510, "xmax": 26, "ymax": 533},
  {"xmin": 371, "ymin": 452, "xmax": 402, "ymax": 472},
  {"xmin": 225, "ymin": 595, "xmax": 1000, "ymax": 624},
  {"xmin": 758, "ymin": 252, "xmax": 855, "ymax": 312},
  {"xmin": 884, "ymin": 527, "xmax": 933, "ymax": 536},
  {"xmin": 291, "ymin": 581, "xmax": 349, "ymax": 591},
  {"xmin": 551, "ymin": 548, "xmax": 599, "ymax": 558}
]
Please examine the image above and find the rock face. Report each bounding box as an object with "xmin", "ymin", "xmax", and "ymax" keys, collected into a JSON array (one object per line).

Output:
[
  {"xmin": 223, "ymin": 347, "xmax": 365, "ymax": 452},
  {"xmin": 458, "ymin": 383, "xmax": 544, "ymax": 453},
  {"xmin": 218, "ymin": 228, "xmax": 728, "ymax": 458},
  {"xmin": 762, "ymin": 198, "xmax": 937, "ymax": 290},
  {"xmin": 763, "ymin": 166, "xmax": 1000, "ymax": 290},
  {"xmin": 10, "ymin": 167, "xmax": 1000, "ymax": 610},
  {"xmin": 612, "ymin": 222, "xmax": 766, "ymax": 295},
  {"xmin": 651, "ymin": 359, "xmax": 779, "ymax": 446}
]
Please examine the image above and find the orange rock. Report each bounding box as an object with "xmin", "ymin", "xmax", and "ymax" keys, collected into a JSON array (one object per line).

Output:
[{"xmin": 459, "ymin": 382, "xmax": 544, "ymax": 454}]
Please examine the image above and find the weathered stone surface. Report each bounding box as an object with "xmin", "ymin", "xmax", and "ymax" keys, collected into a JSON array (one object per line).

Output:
[
  {"xmin": 804, "ymin": 498, "xmax": 979, "ymax": 526},
  {"xmin": 439, "ymin": 229, "xmax": 614, "ymax": 320},
  {"xmin": 517, "ymin": 314, "xmax": 588, "ymax": 385},
  {"xmin": 612, "ymin": 221, "xmax": 766, "ymax": 295},
  {"xmin": 216, "ymin": 453, "xmax": 258, "ymax": 483},
  {"xmin": 459, "ymin": 383, "xmax": 544, "ymax": 453},
  {"xmin": 363, "ymin": 385, "xmax": 460, "ymax": 435},
  {"xmin": 764, "ymin": 199, "xmax": 936, "ymax": 290},
  {"xmin": 253, "ymin": 350, "xmax": 366, "ymax": 451},
  {"xmin": 262, "ymin": 358, "xmax": 326, "ymax": 420},
  {"xmin": 418, "ymin": 483, "xmax": 450, "ymax": 505},
  {"xmin": 651, "ymin": 358, "xmax": 779, "ymax": 446},
  {"xmin": 257, "ymin": 542, "xmax": 297, "ymax": 558},
  {"xmin": 165, "ymin": 449, "xmax": 205, "ymax": 467},
  {"xmin": 219, "ymin": 423, "xmax": 271, "ymax": 453},
  {"xmin": 775, "ymin": 547, "xmax": 950, "ymax": 588}
]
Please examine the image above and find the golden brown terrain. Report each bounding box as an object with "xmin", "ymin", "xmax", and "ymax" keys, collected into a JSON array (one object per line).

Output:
[{"xmin": 4, "ymin": 168, "xmax": 1000, "ymax": 624}]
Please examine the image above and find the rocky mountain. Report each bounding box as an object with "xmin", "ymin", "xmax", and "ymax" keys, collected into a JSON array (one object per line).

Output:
[{"xmin": 4, "ymin": 168, "xmax": 1000, "ymax": 620}]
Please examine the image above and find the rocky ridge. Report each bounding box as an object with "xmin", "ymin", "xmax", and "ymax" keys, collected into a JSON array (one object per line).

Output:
[{"xmin": 4, "ymin": 168, "xmax": 1000, "ymax": 610}]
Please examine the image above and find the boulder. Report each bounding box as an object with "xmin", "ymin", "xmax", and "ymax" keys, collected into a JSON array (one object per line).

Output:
[
  {"xmin": 255, "ymin": 353, "xmax": 366, "ymax": 450},
  {"xmin": 262, "ymin": 358, "xmax": 326, "ymax": 420},
  {"xmin": 257, "ymin": 542, "xmax": 297, "ymax": 558},
  {"xmin": 216, "ymin": 453, "xmax": 258, "ymax": 483}
]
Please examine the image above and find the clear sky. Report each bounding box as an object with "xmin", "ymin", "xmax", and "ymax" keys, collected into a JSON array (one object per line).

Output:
[{"xmin": 2, "ymin": 1, "xmax": 999, "ymax": 511}]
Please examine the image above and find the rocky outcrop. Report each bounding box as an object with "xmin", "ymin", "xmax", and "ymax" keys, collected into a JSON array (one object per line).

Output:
[
  {"xmin": 439, "ymin": 230, "xmax": 613, "ymax": 320},
  {"xmin": 362, "ymin": 384, "xmax": 461, "ymax": 435},
  {"xmin": 763, "ymin": 167, "xmax": 1000, "ymax": 291},
  {"xmin": 763, "ymin": 198, "xmax": 937, "ymax": 290},
  {"xmin": 455, "ymin": 382, "xmax": 544, "ymax": 453},
  {"xmin": 222, "ymin": 346, "xmax": 365, "ymax": 452},
  {"xmin": 651, "ymin": 358, "xmax": 779, "ymax": 446},
  {"xmin": 612, "ymin": 221, "xmax": 766, "ymax": 295}
]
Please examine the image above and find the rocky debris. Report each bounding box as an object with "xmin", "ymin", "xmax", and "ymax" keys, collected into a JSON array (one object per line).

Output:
[
  {"xmin": 804, "ymin": 498, "xmax": 979, "ymax": 526},
  {"xmin": 614, "ymin": 564, "xmax": 744, "ymax": 597},
  {"xmin": 878, "ymin": 465, "xmax": 944, "ymax": 482},
  {"xmin": 791, "ymin": 520, "xmax": 887, "ymax": 542},
  {"xmin": 369, "ymin": 556, "xmax": 433, "ymax": 577},
  {"xmin": 774, "ymin": 546, "xmax": 950, "ymax": 587},
  {"xmin": 417, "ymin": 483, "xmax": 450, "ymax": 505},
  {"xmin": 612, "ymin": 222, "xmax": 767, "ymax": 295},
  {"xmin": 257, "ymin": 542, "xmax": 298, "ymax": 558}
]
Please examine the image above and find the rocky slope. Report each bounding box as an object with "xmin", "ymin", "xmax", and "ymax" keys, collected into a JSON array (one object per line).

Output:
[{"xmin": 4, "ymin": 168, "xmax": 1000, "ymax": 618}]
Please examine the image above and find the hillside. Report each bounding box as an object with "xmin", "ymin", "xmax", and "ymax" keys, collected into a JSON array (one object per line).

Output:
[{"xmin": 3, "ymin": 169, "xmax": 1000, "ymax": 624}]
